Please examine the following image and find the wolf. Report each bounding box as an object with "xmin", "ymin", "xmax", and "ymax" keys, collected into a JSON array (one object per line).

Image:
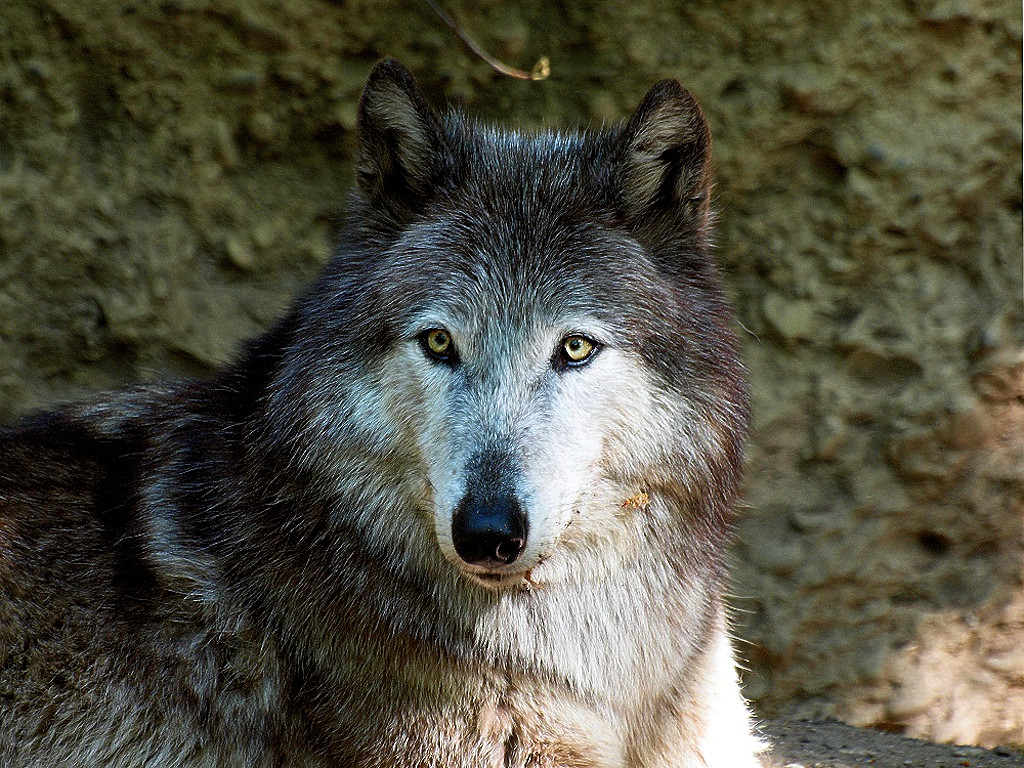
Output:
[{"xmin": 0, "ymin": 59, "xmax": 765, "ymax": 767}]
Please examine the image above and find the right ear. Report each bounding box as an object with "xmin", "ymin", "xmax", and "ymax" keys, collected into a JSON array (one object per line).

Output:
[
  {"xmin": 615, "ymin": 79, "xmax": 712, "ymax": 227},
  {"xmin": 356, "ymin": 59, "xmax": 444, "ymax": 217}
]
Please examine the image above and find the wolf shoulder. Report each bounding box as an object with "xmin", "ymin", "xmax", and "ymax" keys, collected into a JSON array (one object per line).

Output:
[{"xmin": 0, "ymin": 393, "xmax": 287, "ymax": 767}]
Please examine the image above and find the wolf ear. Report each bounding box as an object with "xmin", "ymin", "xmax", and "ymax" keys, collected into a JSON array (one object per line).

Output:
[
  {"xmin": 616, "ymin": 80, "xmax": 712, "ymax": 225},
  {"xmin": 356, "ymin": 59, "xmax": 444, "ymax": 216}
]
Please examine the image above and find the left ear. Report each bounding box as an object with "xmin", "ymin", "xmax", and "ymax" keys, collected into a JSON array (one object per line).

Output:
[
  {"xmin": 616, "ymin": 80, "xmax": 712, "ymax": 224},
  {"xmin": 355, "ymin": 59, "xmax": 445, "ymax": 219}
]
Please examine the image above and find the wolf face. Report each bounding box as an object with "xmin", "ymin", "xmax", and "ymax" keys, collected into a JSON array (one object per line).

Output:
[
  {"xmin": 393, "ymin": 260, "xmax": 661, "ymax": 589},
  {"xmin": 268, "ymin": 61, "xmax": 747, "ymax": 594}
]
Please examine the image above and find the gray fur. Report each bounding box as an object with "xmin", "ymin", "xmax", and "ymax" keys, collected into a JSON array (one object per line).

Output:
[{"xmin": 0, "ymin": 59, "xmax": 765, "ymax": 766}]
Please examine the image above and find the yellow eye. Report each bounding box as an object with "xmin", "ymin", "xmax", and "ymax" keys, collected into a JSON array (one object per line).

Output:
[
  {"xmin": 562, "ymin": 335, "xmax": 596, "ymax": 364},
  {"xmin": 421, "ymin": 328, "xmax": 456, "ymax": 362},
  {"xmin": 426, "ymin": 329, "xmax": 450, "ymax": 354}
]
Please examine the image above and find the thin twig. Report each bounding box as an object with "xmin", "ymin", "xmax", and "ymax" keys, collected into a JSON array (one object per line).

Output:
[{"xmin": 420, "ymin": 0, "xmax": 550, "ymax": 81}]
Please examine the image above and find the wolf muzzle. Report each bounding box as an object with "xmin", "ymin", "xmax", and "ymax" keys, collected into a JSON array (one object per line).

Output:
[{"xmin": 451, "ymin": 490, "xmax": 528, "ymax": 567}]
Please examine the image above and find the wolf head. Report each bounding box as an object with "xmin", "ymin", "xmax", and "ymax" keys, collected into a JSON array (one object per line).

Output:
[{"xmin": 267, "ymin": 60, "xmax": 747, "ymax": 591}]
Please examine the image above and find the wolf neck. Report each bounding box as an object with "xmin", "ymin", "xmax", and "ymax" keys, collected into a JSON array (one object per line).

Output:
[
  {"xmin": 239, "ymin": 475, "xmax": 716, "ymax": 706},
  {"xmin": 469, "ymin": 562, "xmax": 717, "ymax": 697},
  {"xmin": 260, "ymin": 526, "xmax": 716, "ymax": 707}
]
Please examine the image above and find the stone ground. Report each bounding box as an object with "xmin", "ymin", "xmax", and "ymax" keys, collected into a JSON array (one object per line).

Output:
[{"xmin": 765, "ymin": 720, "xmax": 1024, "ymax": 768}]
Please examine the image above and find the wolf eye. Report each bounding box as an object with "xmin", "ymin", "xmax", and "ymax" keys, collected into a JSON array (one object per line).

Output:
[
  {"xmin": 419, "ymin": 328, "xmax": 457, "ymax": 364},
  {"xmin": 558, "ymin": 335, "xmax": 598, "ymax": 368}
]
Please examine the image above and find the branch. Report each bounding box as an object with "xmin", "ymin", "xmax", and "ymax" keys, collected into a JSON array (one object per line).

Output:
[{"xmin": 421, "ymin": 0, "xmax": 550, "ymax": 81}]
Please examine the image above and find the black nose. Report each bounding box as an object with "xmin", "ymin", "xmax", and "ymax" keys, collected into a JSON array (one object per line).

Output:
[{"xmin": 452, "ymin": 493, "xmax": 528, "ymax": 567}]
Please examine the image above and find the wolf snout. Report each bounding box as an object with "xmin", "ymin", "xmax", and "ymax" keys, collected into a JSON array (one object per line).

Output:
[{"xmin": 451, "ymin": 493, "xmax": 528, "ymax": 567}]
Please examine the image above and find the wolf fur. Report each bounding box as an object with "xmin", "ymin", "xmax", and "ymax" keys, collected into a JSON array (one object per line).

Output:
[{"xmin": 0, "ymin": 60, "xmax": 765, "ymax": 766}]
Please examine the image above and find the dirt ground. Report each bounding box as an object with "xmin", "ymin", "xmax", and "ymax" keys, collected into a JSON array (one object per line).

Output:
[{"xmin": 765, "ymin": 719, "xmax": 1024, "ymax": 768}]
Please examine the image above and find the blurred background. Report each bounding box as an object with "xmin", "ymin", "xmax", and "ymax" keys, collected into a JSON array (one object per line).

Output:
[{"xmin": 0, "ymin": 0, "xmax": 1021, "ymax": 749}]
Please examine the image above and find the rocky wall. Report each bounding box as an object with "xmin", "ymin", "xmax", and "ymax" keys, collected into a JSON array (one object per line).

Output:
[{"xmin": 1, "ymin": 0, "xmax": 1021, "ymax": 748}]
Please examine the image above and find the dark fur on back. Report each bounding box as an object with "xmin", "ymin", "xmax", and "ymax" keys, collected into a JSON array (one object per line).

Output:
[{"xmin": 0, "ymin": 60, "xmax": 761, "ymax": 767}]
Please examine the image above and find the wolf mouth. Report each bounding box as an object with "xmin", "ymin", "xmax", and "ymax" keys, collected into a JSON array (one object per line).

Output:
[{"xmin": 462, "ymin": 569, "xmax": 533, "ymax": 590}]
